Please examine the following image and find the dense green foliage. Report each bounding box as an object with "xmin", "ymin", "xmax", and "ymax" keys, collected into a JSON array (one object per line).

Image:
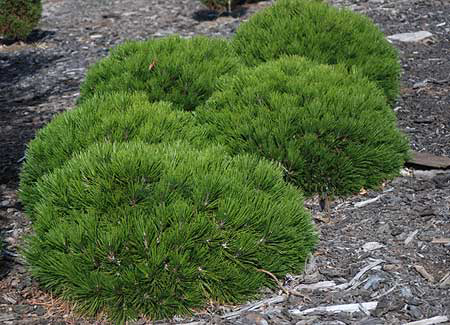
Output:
[
  {"xmin": 20, "ymin": 92, "xmax": 198, "ymax": 215},
  {"xmin": 231, "ymin": 0, "xmax": 401, "ymax": 103},
  {"xmin": 24, "ymin": 141, "xmax": 317, "ymax": 323},
  {"xmin": 19, "ymin": 0, "xmax": 409, "ymax": 320},
  {"xmin": 79, "ymin": 36, "xmax": 242, "ymax": 111},
  {"xmin": 0, "ymin": 0, "xmax": 42, "ymax": 40},
  {"xmin": 196, "ymin": 56, "xmax": 409, "ymax": 196}
]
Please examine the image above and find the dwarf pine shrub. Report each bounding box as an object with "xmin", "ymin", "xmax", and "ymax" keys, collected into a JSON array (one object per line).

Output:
[
  {"xmin": 196, "ymin": 56, "xmax": 410, "ymax": 197},
  {"xmin": 0, "ymin": 0, "xmax": 42, "ymax": 40},
  {"xmin": 19, "ymin": 92, "xmax": 198, "ymax": 215},
  {"xmin": 24, "ymin": 141, "xmax": 317, "ymax": 323},
  {"xmin": 79, "ymin": 35, "xmax": 242, "ymax": 111},
  {"xmin": 231, "ymin": 0, "xmax": 401, "ymax": 103}
]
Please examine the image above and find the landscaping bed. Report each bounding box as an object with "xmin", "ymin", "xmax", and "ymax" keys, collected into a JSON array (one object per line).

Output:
[{"xmin": 0, "ymin": 0, "xmax": 449, "ymax": 324}]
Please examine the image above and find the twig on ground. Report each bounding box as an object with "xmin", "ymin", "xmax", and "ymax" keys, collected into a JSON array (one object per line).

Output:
[{"xmin": 257, "ymin": 269, "xmax": 310, "ymax": 300}]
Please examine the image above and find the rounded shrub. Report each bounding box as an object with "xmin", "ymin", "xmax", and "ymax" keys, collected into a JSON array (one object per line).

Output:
[
  {"xmin": 24, "ymin": 141, "xmax": 317, "ymax": 323},
  {"xmin": 79, "ymin": 35, "xmax": 242, "ymax": 111},
  {"xmin": 19, "ymin": 92, "xmax": 198, "ymax": 215},
  {"xmin": 0, "ymin": 0, "xmax": 42, "ymax": 40},
  {"xmin": 231, "ymin": 0, "xmax": 401, "ymax": 103},
  {"xmin": 196, "ymin": 56, "xmax": 410, "ymax": 197}
]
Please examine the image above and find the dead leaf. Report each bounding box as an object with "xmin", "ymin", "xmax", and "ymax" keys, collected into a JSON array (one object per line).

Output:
[
  {"xmin": 148, "ymin": 58, "xmax": 157, "ymax": 71},
  {"xmin": 413, "ymin": 265, "xmax": 435, "ymax": 283}
]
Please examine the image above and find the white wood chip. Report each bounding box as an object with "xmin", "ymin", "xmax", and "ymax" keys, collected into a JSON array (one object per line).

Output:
[
  {"xmin": 431, "ymin": 238, "xmax": 450, "ymax": 244},
  {"xmin": 295, "ymin": 281, "xmax": 337, "ymax": 291},
  {"xmin": 289, "ymin": 301, "xmax": 378, "ymax": 316},
  {"xmin": 354, "ymin": 195, "xmax": 382, "ymax": 208},
  {"xmin": 363, "ymin": 242, "xmax": 385, "ymax": 252},
  {"xmin": 402, "ymin": 315, "xmax": 449, "ymax": 325},
  {"xmin": 404, "ymin": 230, "xmax": 419, "ymax": 246}
]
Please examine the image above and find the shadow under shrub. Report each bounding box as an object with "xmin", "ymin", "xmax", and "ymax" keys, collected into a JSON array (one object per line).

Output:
[
  {"xmin": 196, "ymin": 56, "xmax": 410, "ymax": 197},
  {"xmin": 24, "ymin": 141, "xmax": 317, "ymax": 323},
  {"xmin": 79, "ymin": 35, "xmax": 242, "ymax": 111},
  {"xmin": 231, "ymin": 0, "xmax": 401, "ymax": 103},
  {"xmin": 19, "ymin": 92, "xmax": 198, "ymax": 215},
  {"xmin": 0, "ymin": 0, "xmax": 42, "ymax": 41}
]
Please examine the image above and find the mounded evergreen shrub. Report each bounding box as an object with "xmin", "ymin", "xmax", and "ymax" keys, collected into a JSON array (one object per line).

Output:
[
  {"xmin": 24, "ymin": 141, "xmax": 317, "ymax": 323},
  {"xmin": 79, "ymin": 35, "xmax": 242, "ymax": 111},
  {"xmin": 231, "ymin": 0, "xmax": 401, "ymax": 103},
  {"xmin": 0, "ymin": 0, "xmax": 42, "ymax": 40},
  {"xmin": 196, "ymin": 56, "xmax": 410, "ymax": 197},
  {"xmin": 19, "ymin": 92, "xmax": 198, "ymax": 215}
]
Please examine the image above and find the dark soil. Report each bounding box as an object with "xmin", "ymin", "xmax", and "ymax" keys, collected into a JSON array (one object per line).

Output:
[{"xmin": 1, "ymin": 0, "xmax": 449, "ymax": 324}]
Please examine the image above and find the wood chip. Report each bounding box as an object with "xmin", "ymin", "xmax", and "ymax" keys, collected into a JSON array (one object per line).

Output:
[
  {"xmin": 406, "ymin": 151, "xmax": 450, "ymax": 169},
  {"xmin": 439, "ymin": 272, "xmax": 450, "ymax": 288},
  {"xmin": 413, "ymin": 265, "xmax": 435, "ymax": 283},
  {"xmin": 431, "ymin": 238, "xmax": 450, "ymax": 244},
  {"xmin": 405, "ymin": 230, "xmax": 419, "ymax": 246},
  {"xmin": 403, "ymin": 315, "xmax": 449, "ymax": 325},
  {"xmin": 337, "ymin": 259, "xmax": 383, "ymax": 290},
  {"xmin": 354, "ymin": 195, "xmax": 382, "ymax": 208},
  {"xmin": 362, "ymin": 242, "xmax": 385, "ymax": 252},
  {"xmin": 222, "ymin": 296, "xmax": 285, "ymax": 319},
  {"xmin": 294, "ymin": 281, "xmax": 337, "ymax": 291},
  {"xmin": 290, "ymin": 301, "xmax": 378, "ymax": 316}
]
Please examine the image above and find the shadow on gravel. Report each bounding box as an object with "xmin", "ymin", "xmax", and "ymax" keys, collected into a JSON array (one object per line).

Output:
[
  {"xmin": 0, "ymin": 29, "xmax": 55, "ymax": 46},
  {"xmin": 0, "ymin": 52, "xmax": 63, "ymax": 87},
  {"xmin": 192, "ymin": 7, "xmax": 248, "ymax": 21},
  {"xmin": 0, "ymin": 49, "xmax": 73, "ymax": 186}
]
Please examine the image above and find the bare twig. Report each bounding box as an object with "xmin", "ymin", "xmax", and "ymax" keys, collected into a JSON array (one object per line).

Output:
[{"xmin": 257, "ymin": 269, "xmax": 310, "ymax": 300}]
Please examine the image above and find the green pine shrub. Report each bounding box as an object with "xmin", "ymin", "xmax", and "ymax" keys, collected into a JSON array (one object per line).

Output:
[
  {"xmin": 19, "ymin": 92, "xmax": 198, "ymax": 215},
  {"xmin": 231, "ymin": 0, "xmax": 401, "ymax": 103},
  {"xmin": 196, "ymin": 56, "xmax": 410, "ymax": 197},
  {"xmin": 24, "ymin": 141, "xmax": 317, "ymax": 323},
  {"xmin": 0, "ymin": 0, "xmax": 42, "ymax": 40},
  {"xmin": 79, "ymin": 35, "xmax": 242, "ymax": 111}
]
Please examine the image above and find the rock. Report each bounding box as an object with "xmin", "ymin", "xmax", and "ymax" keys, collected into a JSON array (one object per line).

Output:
[{"xmin": 387, "ymin": 31, "xmax": 433, "ymax": 43}]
